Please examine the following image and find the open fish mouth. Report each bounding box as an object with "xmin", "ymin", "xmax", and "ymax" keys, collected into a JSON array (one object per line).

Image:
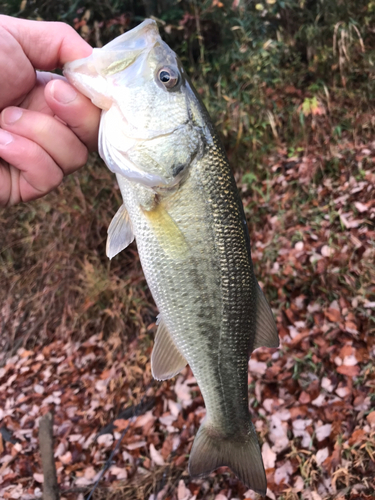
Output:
[{"xmin": 63, "ymin": 20, "xmax": 161, "ymax": 109}]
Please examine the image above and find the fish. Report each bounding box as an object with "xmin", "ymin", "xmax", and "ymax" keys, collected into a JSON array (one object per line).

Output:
[{"xmin": 64, "ymin": 19, "xmax": 279, "ymax": 494}]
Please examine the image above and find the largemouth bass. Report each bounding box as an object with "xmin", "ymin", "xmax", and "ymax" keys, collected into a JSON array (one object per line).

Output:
[{"xmin": 64, "ymin": 19, "xmax": 278, "ymax": 494}]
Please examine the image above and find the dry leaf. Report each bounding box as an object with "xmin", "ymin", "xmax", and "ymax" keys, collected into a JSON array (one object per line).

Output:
[
  {"xmin": 249, "ymin": 359, "xmax": 267, "ymax": 375},
  {"xmin": 315, "ymin": 424, "xmax": 332, "ymax": 442},
  {"xmin": 262, "ymin": 442, "xmax": 276, "ymax": 469},
  {"xmin": 366, "ymin": 411, "xmax": 375, "ymax": 427},
  {"xmin": 33, "ymin": 473, "xmax": 44, "ymax": 483},
  {"xmin": 336, "ymin": 365, "xmax": 360, "ymax": 377},
  {"xmin": 150, "ymin": 444, "xmax": 165, "ymax": 466},
  {"xmin": 97, "ymin": 434, "xmax": 114, "ymax": 447},
  {"xmin": 114, "ymin": 418, "xmax": 130, "ymax": 431},
  {"xmin": 177, "ymin": 479, "xmax": 192, "ymax": 500},
  {"xmin": 274, "ymin": 460, "xmax": 293, "ymax": 485},
  {"xmin": 126, "ymin": 440, "xmax": 146, "ymax": 450},
  {"xmin": 315, "ymin": 448, "xmax": 329, "ymax": 465}
]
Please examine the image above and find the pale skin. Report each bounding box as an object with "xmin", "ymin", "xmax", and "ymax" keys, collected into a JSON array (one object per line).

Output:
[{"xmin": 0, "ymin": 15, "xmax": 101, "ymax": 207}]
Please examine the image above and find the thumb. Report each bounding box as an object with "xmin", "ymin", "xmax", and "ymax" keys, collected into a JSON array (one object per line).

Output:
[{"xmin": 45, "ymin": 78, "xmax": 101, "ymax": 152}]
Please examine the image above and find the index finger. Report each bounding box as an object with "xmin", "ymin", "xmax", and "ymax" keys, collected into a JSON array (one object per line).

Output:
[{"xmin": 0, "ymin": 15, "xmax": 92, "ymax": 70}]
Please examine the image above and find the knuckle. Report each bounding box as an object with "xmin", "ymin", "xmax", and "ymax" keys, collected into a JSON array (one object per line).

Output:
[
  {"xmin": 55, "ymin": 21, "xmax": 76, "ymax": 37},
  {"xmin": 73, "ymin": 145, "xmax": 89, "ymax": 169},
  {"xmin": 49, "ymin": 170, "xmax": 64, "ymax": 190},
  {"xmin": 61, "ymin": 142, "xmax": 88, "ymax": 173}
]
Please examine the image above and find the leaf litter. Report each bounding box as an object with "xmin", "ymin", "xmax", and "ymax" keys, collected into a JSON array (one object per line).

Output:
[{"xmin": 0, "ymin": 134, "xmax": 374, "ymax": 499}]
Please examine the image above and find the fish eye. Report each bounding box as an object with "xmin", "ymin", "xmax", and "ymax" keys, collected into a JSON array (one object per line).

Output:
[{"xmin": 157, "ymin": 66, "xmax": 179, "ymax": 89}]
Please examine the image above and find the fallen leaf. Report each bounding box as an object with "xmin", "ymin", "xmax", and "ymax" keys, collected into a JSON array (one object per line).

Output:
[
  {"xmin": 177, "ymin": 479, "xmax": 192, "ymax": 500},
  {"xmin": 109, "ymin": 465, "xmax": 127, "ymax": 479},
  {"xmin": 316, "ymin": 447, "xmax": 329, "ymax": 465},
  {"xmin": 354, "ymin": 201, "xmax": 368, "ymax": 212},
  {"xmin": 311, "ymin": 394, "xmax": 325, "ymax": 407},
  {"xmin": 249, "ymin": 359, "xmax": 267, "ymax": 375},
  {"xmin": 60, "ymin": 451, "xmax": 72, "ymax": 465},
  {"xmin": 293, "ymin": 419, "xmax": 312, "ymax": 447},
  {"xmin": 321, "ymin": 245, "xmax": 334, "ymax": 257},
  {"xmin": 336, "ymin": 365, "xmax": 360, "ymax": 377},
  {"xmin": 97, "ymin": 434, "xmax": 114, "ymax": 447},
  {"xmin": 325, "ymin": 308, "xmax": 342, "ymax": 323},
  {"xmin": 126, "ymin": 440, "xmax": 146, "ymax": 450},
  {"xmin": 113, "ymin": 418, "xmax": 130, "ymax": 431},
  {"xmin": 348, "ymin": 429, "xmax": 365, "ymax": 445},
  {"xmin": 366, "ymin": 411, "xmax": 375, "ymax": 427},
  {"xmin": 299, "ymin": 391, "xmax": 311, "ymax": 404},
  {"xmin": 321, "ymin": 377, "xmax": 334, "ymax": 392},
  {"xmin": 262, "ymin": 442, "xmax": 276, "ymax": 469},
  {"xmin": 274, "ymin": 460, "xmax": 293, "ymax": 485},
  {"xmin": 150, "ymin": 443, "xmax": 165, "ymax": 466},
  {"xmin": 336, "ymin": 385, "xmax": 351, "ymax": 398},
  {"xmin": 342, "ymin": 354, "xmax": 358, "ymax": 366},
  {"xmin": 269, "ymin": 414, "xmax": 289, "ymax": 452},
  {"xmin": 315, "ymin": 424, "xmax": 331, "ymax": 442},
  {"xmin": 293, "ymin": 475, "xmax": 304, "ymax": 492}
]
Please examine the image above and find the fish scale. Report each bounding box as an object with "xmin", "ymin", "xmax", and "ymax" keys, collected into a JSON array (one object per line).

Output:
[{"xmin": 64, "ymin": 18, "xmax": 279, "ymax": 494}]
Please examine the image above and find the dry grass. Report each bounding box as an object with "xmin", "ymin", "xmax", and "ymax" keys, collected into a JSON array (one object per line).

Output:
[{"xmin": 0, "ymin": 154, "xmax": 156, "ymax": 364}]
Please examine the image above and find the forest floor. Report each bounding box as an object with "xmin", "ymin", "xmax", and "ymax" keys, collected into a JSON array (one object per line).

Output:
[{"xmin": 0, "ymin": 129, "xmax": 374, "ymax": 500}]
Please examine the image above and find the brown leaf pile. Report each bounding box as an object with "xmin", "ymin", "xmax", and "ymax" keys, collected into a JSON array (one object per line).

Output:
[{"xmin": 0, "ymin": 140, "xmax": 374, "ymax": 500}]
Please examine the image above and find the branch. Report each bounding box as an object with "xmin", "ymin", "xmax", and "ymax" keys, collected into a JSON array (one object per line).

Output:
[{"xmin": 38, "ymin": 412, "xmax": 60, "ymax": 500}]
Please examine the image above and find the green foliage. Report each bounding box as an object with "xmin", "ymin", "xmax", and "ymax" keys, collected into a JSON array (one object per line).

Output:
[{"xmin": 2, "ymin": 0, "xmax": 375, "ymax": 166}]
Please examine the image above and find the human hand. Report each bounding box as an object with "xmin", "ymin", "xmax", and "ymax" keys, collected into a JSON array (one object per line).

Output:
[{"xmin": 0, "ymin": 15, "xmax": 101, "ymax": 207}]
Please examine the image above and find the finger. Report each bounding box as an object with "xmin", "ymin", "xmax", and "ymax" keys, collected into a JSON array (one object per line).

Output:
[
  {"xmin": 0, "ymin": 16, "xmax": 92, "ymax": 110},
  {"xmin": 0, "ymin": 24, "xmax": 34, "ymax": 109},
  {"xmin": 0, "ymin": 15, "xmax": 92, "ymax": 70},
  {"xmin": 0, "ymin": 106, "xmax": 88, "ymax": 174},
  {"xmin": 45, "ymin": 78, "xmax": 100, "ymax": 152},
  {"xmin": 20, "ymin": 72, "xmax": 65, "ymax": 114},
  {"xmin": 0, "ymin": 159, "xmax": 12, "ymax": 207},
  {"xmin": 0, "ymin": 129, "xmax": 63, "ymax": 206}
]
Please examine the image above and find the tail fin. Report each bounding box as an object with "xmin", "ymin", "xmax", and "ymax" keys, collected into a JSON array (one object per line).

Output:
[{"xmin": 188, "ymin": 420, "xmax": 266, "ymax": 495}]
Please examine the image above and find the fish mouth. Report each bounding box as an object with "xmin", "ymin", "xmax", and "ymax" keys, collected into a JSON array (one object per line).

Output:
[
  {"xmin": 63, "ymin": 19, "xmax": 163, "ymax": 109},
  {"xmin": 101, "ymin": 19, "xmax": 160, "ymax": 52}
]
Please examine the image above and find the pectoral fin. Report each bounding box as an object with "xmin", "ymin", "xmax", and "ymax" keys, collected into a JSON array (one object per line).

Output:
[
  {"xmin": 106, "ymin": 204, "xmax": 134, "ymax": 259},
  {"xmin": 151, "ymin": 315, "xmax": 187, "ymax": 380},
  {"xmin": 142, "ymin": 202, "xmax": 189, "ymax": 259},
  {"xmin": 252, "ymin": 285, "xmax": 279, "ymax": 351}
]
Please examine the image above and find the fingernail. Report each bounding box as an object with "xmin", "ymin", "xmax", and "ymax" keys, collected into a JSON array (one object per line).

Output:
[
  {"xmin": 51, "ymin": 80, "xmax": 77, "ymax": 104},
  {"xmin": 0, "ymin": 129, "xmax": 13, "ymax": 146},
  {"xmin": 2, "ymin": 107, "xmax": 23, "ymax": 125}
]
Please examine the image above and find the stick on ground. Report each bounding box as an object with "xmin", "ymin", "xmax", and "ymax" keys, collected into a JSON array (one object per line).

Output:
[{"xmin": 38, "ymin": 412, "xmax": 60, "ymax": 500}]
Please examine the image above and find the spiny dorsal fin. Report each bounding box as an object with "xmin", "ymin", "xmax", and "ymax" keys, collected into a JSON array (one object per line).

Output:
[
  {"xmin": 151, "ymin": 315, "xmax": 187, "ymax": 381},
  {"xmin": 106, "ymin": 204, "xmax": 134, "ymax": 260},
  {"xmin": 252, "ymin": 285, "xmax": 279, "ymax": 351}
]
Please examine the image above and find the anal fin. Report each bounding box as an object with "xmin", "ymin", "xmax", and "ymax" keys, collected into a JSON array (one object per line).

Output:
[
  {"xmin": 106, "ymin": 204, "xmax": 134, "ymax": 259},
  {"xmin": 252, "ymin": 285, "xmax": 279, "ymax": 351},
  {"xmin": 151, "ymin": 314, "xmax": 187, "ymax": 381}
]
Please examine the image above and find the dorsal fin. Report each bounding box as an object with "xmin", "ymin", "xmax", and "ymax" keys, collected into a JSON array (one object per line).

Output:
[
  {"xmin": 151, "ymin": 315, "xmax": 187, "ymax": 381},
  {"xmin": 252, "ymin": 285, "xmax": 279, "ymax": 351},
  {"xmin": 106, "ymin": 204, "xmax": 134, "ymax": 259}
]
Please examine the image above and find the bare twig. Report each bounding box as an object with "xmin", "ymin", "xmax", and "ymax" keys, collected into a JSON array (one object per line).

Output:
[
  {"xmin": 97, "ymin": 396, "xmax": 155, "ymax": 437},
  {"xmin": 39, "ymin": 413, "xmax": 60, "ymax": 500},
  {"xmin": 193, "ymin": 0, "xmax": 205, "ymax": 64}
]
